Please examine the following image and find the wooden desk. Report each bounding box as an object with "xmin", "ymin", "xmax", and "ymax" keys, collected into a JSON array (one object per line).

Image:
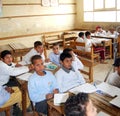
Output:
[
  {"xmin": 47, "ymin": 92, "xmax": 120, "ymax": 116},
  {"xmin": 9, "ymin": 43, "xmax": 32, "ymax": 61}
]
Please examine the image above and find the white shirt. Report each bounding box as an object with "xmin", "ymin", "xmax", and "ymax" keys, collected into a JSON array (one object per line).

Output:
[
  {"xmin": 0, "ymin": 86, "xmax": 10, "ymax": 107},
  {"xmin": 76, "ymin": 37, "xmax": 85, "ymax": 51},
  {"xmin": 94, "ymin": 30, "xmax": 106, "ymax": 36},
  {"xmin": 20, "ymin": 48, "xmax": 45, "ymax": 65},
  {"xmin": 55, "ymin": 68, "xmax": 85, "ymax": 93},
  {"xmin": 107, "ymin": 71, "xmax": 120, "ymax": 88},
  {"xmin": 72, "ymin": 55, "xmax": 84, "ymax": 71},
  {"xmin": 0, "ymin": 61, "xmax": 29, "ymax": 86},
  {"xmin": 107, "ymin": 31, "xmax": 119, "ymax": 36}
]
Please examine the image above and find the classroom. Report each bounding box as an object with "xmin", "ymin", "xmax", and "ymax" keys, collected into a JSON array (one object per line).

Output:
[{"xmin": 0, "ymin": 0, "xmax": 120, "ymax": 116}]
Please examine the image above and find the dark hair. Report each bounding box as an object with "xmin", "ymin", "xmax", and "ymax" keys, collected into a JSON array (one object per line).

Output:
[
  {"xmin": 78, "ymin": 32, "xmax": 84, "ymax": 38},
  {"xmin": 53, "ymin": 43, "xmax": 59, "ymax": 47},
  {"xmin": 113, "ymin": 57, "xmax": 120, "ymax": 67},
  {"xmin": 34, "ymin": 41, "xmax": 43, "ymax": 48},
  {"xmin": 65, "ymin": 92, "xmax": 89, "ymax": 116},
  {"xmin": 63, "ymin": 48, "xmax": 73, "ymax": 54},
  {"xmin": 85, "ymin": 31, "xmax": 91, "ymax": 37},
  {"xmin": 60, "ymin": 52, "xmax": 72, "ymax": 62},
  {"xmin": 0, "ymin": 50, "xmax": 12, "ymax": 59},
  {"xmin": 31, "ymin": 55, "xmax": 42, "ymax": 64}
]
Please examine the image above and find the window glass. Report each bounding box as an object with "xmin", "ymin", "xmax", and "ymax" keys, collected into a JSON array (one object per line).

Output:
[
  {"xmin": 84, "ymin": 0, "xmax": 93, "ymax": 11},
  {"xmin": 94, "ymin": 0, "xmax": 104, "ymax": 9}
]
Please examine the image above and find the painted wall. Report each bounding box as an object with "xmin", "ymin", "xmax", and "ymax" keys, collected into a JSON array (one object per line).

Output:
[
  {"xmin": 0, "ymin": 0, "xmax": 76, "ymax": 45},
  {"xmin": 76, "ymin": 0, "xmax": 120, "ymax": 31}
]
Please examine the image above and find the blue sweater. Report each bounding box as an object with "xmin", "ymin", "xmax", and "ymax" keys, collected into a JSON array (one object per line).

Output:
[{"xmin": 28, "ymin": 71, "xmax": 58, "ymax": 103}]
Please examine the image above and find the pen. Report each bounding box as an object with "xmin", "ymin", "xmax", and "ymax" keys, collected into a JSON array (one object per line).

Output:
[{"xmin": 94, "ymin": 83, "xmax": 97, "ymax": 89}]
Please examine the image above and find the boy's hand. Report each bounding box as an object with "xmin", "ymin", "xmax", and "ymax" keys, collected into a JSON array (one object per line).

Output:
[
  {"xmin": 46, "ymin": 93, "xmax": 53, "ymax": 100},
  {"xmin": 45, "ymin": 58, "xmax": 50, "ymax": 63},
  {"xmin": 53, "ymin": 89, "xmax": 59, "ymax": 94},
  {"xmin": 15, "ymin": 63, "xmax": 22, "ymax": 67},
  {"xmin": 28, "ymin": 64, "xmax": 34, "ymax": 71},
  {"xmin": 5, "ymin": 87, "xmax": 14, "ymax": 94}
]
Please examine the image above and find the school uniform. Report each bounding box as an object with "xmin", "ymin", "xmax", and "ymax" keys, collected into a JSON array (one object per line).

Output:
[
  {"xmin": 95, "ymin": 30, "xmax": 106, "ymax": 36},
  {"xmin": 0, "ymin": 60, "xmax": 29, "ymax": 86},
  {"xmin": 76, "ymin": 37, "xmax": 85, "ymax": 51},
  {"xmin": 49, "ymin": 51, "xmax": 62, "ymax": 66},
  {"xmin": 28, "ymin": 71, "xmax": 58, "ymax": 114},
  {"xmin": 55, "ymin": 66, "xmax": 85, "ymax": 93},
  {"xmin": 107, "ymin": 31, "xmax": 119, "ymax": 36},
  {"xmin": 72, "ymin": 54, "xmax": 84, "ymax": 71},
  {"xmin": 20, "ymin": 48, "xmax": 45, "ymax": 65},
  {"xmin": 85, "ymin": 38, "xmax": 105, "ymax": 60},
  {"xmin": 107, "ymin": 71, "xmax": 120, "ymax": 88}
]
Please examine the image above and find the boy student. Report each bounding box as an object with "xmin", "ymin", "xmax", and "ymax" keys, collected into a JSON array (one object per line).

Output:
[
  {"xmin": 95, "ymin": 26, "xmax": 106, "ymax": 36},
  {"xmin": 107, "ymin": 57, "xmax": 120, "ymax": 88},
  {"xmin": 63, "ymin": 48, "xmax": 84, "ymax": 71},
  {"xmin": 76, "ymin": 32, "xmax": 85, "ymax": 51},
  {"xmin": 85, "ymin": 31, "xmax": 107, "ymax": 64},
  {"xmin": 49, "ymin": 43, "xmax": 62, "ymax": 66},
  {"xmin": 28, "ymin": 55, "xmax": 59, "ymax": 115},
  {"xmin": 21, "ymin": 41, "xmax": 48, "ymax": 65},
  {"xmin": 107, "ymin": 27, "xmax": 119, "ymax": 36},
  {"xmin": 0, "ymin": 50, "xmax": 32, "ymax": 114},
  {"xmin": 65, "ymin": 92, "xmax": 97, "ymax": 116},
  {"xmin": 55, "ymin": 52, "xmax": 85, "ymax": 93}
]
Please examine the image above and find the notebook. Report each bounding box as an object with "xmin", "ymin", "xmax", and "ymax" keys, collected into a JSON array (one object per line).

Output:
[
  {"xmin": 110, "ymin": 96, "xmax": 120, "ymax": 108},
  {"xmin": 97, "ymin": 111, "xmax": 110, "ymax": 116}
]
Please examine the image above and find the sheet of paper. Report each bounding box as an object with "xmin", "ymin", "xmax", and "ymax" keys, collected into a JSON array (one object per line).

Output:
[
  {"xmin": 97, "ymin": 111, "xmax": 110, "ymax": 116},
  {"xmin": 110, "ymin": 96, "xmax": 120, "ymax": 108},
  {"xmin": 54, "ymin": 93, "xmax": 69, "ymax": 106},
  {"xmin": 69, "ymin": 83, "xmax": 97, "ymax": 95},
  {"xmin": 96, "ymin": 82, "xmax": 120, "ymax": 97},
  {"xmin": 16, "ymin": 73, "xmax": 32, "ymax": 81}
]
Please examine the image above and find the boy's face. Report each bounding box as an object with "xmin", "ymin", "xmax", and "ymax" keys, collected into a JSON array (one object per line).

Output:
[
  {"xmin": 35, "ymin": 45, "xmax": 44, "ymax": 54},
  {"xmin": 53, "ymin": 45, "xmax": 59, "ymax": 54},
  {"xmin": 86, "ymin": 100, "xmax": 97, "ymax": 116},
  {"xmin": 2, "ymin": 54, "xmax": 13, "ymax": 65},
  {"xmin": 87, "ymin": 35, "xmax": 91, "ymax": 39},
  {"xmin": 33, "ymin": 59, "xmax": 45, "ymax": 73},
  {"xmin": 61, "ymin": 57, "xmax": 72, "ymax": 69}
]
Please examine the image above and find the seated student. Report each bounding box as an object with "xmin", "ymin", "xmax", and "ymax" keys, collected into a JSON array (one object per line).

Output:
[
  {"xmin": 95, "ymin": 26, "xmax": 106, "ymax": 36},
  {"xmin": 76, "ymin": 32, "xmax": 85, "ymax": 51},
  {"xmin": 28, "ymin": 55, "xmax": 59, "ymax": 115},
  {"xmin": 65, "ymin": 92, "xmax": 97, "ymax": 116},
  {"xmin": 0, "ymin": 50, "xmax": 32, "ymax": 87},
  {"xmin": 107, "ymin": 57, "xmax": 120, "ymax": 88},
  {"xmin": 55, "ymin": 52, "xmax": 85, "ymax": 93},
  {"xmin": 0, "ymin": 50, "xmax": 32, "ymax": 115},
  {"xmin": 63, "ymin": 48, "xmax": 84, "ymax": 71},
  {"xmin": 85, "ymin": 31, "xmax": 107, "ymax": 64},
  {"xmin": 107, "ymin": 27, "xmax": 119, "ymax": 36},
  {"xmin": 49, "ymin": 43, "xmax": 62, "ymax": 66},
  {"xmin": 21, "ymin": 41, "xmax": 48, "ymax": 65}
]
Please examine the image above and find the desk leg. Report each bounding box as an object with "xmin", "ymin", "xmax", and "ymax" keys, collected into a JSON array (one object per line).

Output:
[{"xmin": 21, "ymin": 83, "xmax": 27, "ymax": 116}]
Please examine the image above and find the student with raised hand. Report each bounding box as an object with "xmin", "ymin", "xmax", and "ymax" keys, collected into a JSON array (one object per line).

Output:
[
  {"xmin": 95, "ymin": 26, "xmax": 106, "ymax": 36},
  {"xmin": 49, "ymin": 43, "xmax": 62, "ymax": 66},
  {"xmin": 107, "ymin": 57, "xmax": 120, "ymax": 88},
  {"xmin": 65, "ymin": 92, "xmax": 97, "ymax": 116},
  {"xmin": 21, "ymin": 41, "xmax": 48, "ymax": 65},
  {"xmin": 55, "ymin": 52, "xmax": 85, "ymax": 93},
  {"xmin": 63, "ymin": 48, "xmax": 84, "ymax": 71},
  {"xmin": 28, "ymin": 55, "xmax": 59, "ymax": 115}
]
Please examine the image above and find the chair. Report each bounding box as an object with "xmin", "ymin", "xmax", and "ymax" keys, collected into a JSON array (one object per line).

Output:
[{"xmin": 0, "ymin": 106, "xmax": 11, "ymax": 116}]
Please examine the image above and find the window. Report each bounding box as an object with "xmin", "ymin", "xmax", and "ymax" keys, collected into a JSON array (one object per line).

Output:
[{"xmin": 84, "ymin": 0, "xmax": 120, "ymax": 22}]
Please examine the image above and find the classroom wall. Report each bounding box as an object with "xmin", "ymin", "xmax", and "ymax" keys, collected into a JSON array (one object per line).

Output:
[
  {"xmin": 0, "ymin": 0, "xmax": 76, "ymax": 45},
  {"xmin": 75, "ymin": 0, "xmax": 120, "ymax": 31}
]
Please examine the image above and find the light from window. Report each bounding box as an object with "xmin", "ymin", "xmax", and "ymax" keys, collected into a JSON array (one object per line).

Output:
[
  {"xmin": 84, "ymin": 12, "xmax": 93, "ymax": 21},
  {"xmin": 117, "ymin": 0, "xmax": 120, "ymax": 9},
  {"xmin": 105, "ymin": 0, "xmax": 115, "ymax": 8},
  {"xmin": 117, "ymin": 11, "xmax": 120, "ymax": 22},
  {"xmin": 94, "ymin": 0, "xmax": 104, "ymax": 9},
  {"xmin": 94, "ymin": 11, "xmax": 116, "ymax": 22},
  {"xmin": 84, "ymin": 0, "xmax": 93, "ymax": 11}
]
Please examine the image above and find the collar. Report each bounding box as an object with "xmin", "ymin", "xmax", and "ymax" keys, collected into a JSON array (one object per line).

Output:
[{"xmin": 61, "ymin": 65, "xmax": 75, "ymax": 73}]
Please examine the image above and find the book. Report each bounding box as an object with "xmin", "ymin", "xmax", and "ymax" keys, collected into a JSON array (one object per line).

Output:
[{"xmin": 110, "ymin": 96, "xmax": 120, "ymax": 108}]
